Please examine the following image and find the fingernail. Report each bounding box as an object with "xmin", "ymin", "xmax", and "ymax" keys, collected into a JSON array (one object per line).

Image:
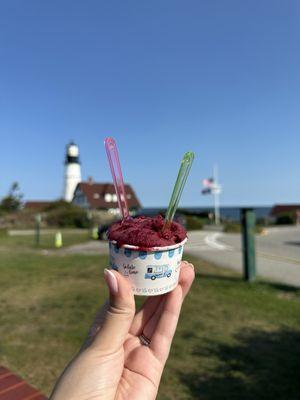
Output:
[
  {"xmin": 182, "ymin": 260, "xmax": 194, "ymax": 269},
  {"xmin": 104, "ymin": 269, "xmax": 118, "ymax": 295}
]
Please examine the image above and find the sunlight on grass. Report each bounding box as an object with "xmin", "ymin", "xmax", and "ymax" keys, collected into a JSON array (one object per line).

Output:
[{"xmin": 0, "ymin": 243, "xmax": 300, "ymax": 399}]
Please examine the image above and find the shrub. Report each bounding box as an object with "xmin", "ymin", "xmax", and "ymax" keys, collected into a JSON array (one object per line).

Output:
[
  {"xmin": 275, "ymin": 213, "xmax": 295, "ymax": 225},
  {"xmin": 185, "ymin": 215, "xmax": 204, "ymax": 231},
  {"xmin": 224, "ymin": 222, "xmax": 263, "ymax": 234},
  {"xmin": 45, "ymin": 202, "xmax": 89, "ymax": 228},
  {"xmin": 223, "ymin": 223, "xmax": 241, "ymax": 233}
]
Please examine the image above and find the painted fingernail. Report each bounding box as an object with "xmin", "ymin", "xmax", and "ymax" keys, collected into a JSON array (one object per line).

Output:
[{"xmin": 104, "ymin": 269, "xmax": 118, "ymax": 295}]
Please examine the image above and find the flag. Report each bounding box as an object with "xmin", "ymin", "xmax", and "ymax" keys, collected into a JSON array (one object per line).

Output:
[
  {"xmin": 202, "ymin": 177, "xmax": 214, "ymax": 195},
  {"xmin": 202, "ymin": 177, "xmax": 222, "ymax": 195},
  {"xmin": 201, "ymin": 187, "xmax": 212, "ymax": 195},
  {"xmin": 202, "ymin": 178, "xmax": 214, "ymax": 188}
]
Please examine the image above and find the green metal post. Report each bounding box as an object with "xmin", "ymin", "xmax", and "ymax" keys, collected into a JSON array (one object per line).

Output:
[
  {"xmin": 241, "ymin": 208, "xmax": 256, "ymax": 282},
  {"xmin": 35, "ymin": 213, "xmax": 41, "ymax": 246}
]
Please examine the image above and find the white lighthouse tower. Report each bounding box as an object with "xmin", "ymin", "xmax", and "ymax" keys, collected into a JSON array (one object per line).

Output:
[{"xmin": 64, "ymin": 142, "xmax": 82, "ymax": 202}]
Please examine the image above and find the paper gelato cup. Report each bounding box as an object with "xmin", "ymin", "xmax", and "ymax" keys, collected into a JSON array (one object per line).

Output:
[{"xmin": 108, "ymin": 238, "xmax": 187, "ymax": 296}]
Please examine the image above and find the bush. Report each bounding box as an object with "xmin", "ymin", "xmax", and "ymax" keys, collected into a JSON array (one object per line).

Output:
[
  {"xmin": 44, "ymin": 200, "xmax": 69, "ymax": 212},
  {"xmin": 223, "ymin": 223, "xmax": 241, "ymax": 233},
  {"xmin": 275, "ymin": 213, "xmax": 295, "ymax": 225},
  {"xmin": 45, "ymin": 202, "xmax": 89, "ymax": 228},
  {"xmin": 185, "ymin": 215, "xmax": 204, "ymax": 231},
  {"xmin": 224, "ymin": 222, "xmax": 263, "ymax": 234}
]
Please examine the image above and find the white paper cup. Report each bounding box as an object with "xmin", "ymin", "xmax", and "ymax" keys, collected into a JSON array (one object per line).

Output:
[{"xmin": 108, "ymin": 238, "xmax": 187, "ymax": 296}]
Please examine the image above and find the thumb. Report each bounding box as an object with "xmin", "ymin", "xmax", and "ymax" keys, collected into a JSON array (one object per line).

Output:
[{"xmin": 91, "ymin": 269, "xmax": 135, "ymax": 353}]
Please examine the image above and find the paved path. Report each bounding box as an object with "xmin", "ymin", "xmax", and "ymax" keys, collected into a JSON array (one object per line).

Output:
[
  {"xmin": 185, "ymin": 226, "xmax": 300, "ymax": 287},
  {"xmin": 57, "ymin": 240, "xmax": 109, "ymax": 255}
]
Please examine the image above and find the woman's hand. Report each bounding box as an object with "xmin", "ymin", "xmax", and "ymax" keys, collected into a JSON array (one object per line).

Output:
[{"xmin": 50, "ymin": 261, "xmax": 195, "ymax": 400}]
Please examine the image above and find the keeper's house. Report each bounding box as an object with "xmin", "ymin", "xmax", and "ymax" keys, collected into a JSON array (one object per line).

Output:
[
  {"xmin": 270, "ymin": 204, "xmax": 300, "ymax": 223},
  {"xmin": 72, "ymin": 180, "xmax": 141, "ymax": 214},
  {"xmin": 271, "ymin": 204, "xmax": 300, "ymax": 216}
]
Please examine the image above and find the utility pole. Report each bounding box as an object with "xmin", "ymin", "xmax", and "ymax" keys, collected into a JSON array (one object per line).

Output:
[{"xmin": 202, "ymin": 164, "xmax": 222, "ymax": 225}]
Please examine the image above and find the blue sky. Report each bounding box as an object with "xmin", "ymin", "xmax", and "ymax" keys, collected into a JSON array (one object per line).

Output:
[{"xmin": 1, "ymin": 0, "xmax": 299, "ymax": 207}]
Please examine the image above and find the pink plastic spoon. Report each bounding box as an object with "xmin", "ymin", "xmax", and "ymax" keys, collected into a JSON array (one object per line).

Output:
[{"xmin": 104, "ymin": 137, "xmax": 129, "ymax": 220}]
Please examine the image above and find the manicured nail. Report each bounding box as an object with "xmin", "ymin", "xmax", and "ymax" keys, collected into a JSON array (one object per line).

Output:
[
  {"xmin": 182, "ymin": 260, "xmax": 194, "ymax": 270},
  {"xmin": 104, "ymin": 269, "xmax": 118, "ymax": 295}
]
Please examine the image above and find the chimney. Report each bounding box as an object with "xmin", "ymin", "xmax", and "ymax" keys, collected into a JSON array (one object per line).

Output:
[{"xmin": 88, "ymin": 176, "xmax": 93, "ymax": 185}]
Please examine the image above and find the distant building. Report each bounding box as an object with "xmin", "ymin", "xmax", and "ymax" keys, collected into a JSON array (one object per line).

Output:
[
  {"xmin": 23, "ymin": 201, "xmax": 52, "ymax": 211},
  {"xmin": 64, "ymin": 142, "xmax": 82, "ymax": 202},
  {"xmin": 271, "ymin": 204, "xmax": 300, "ymax": 217},
  {"xmin": 72, "ymin": 179, "xmax": 141, "ymax": 213},
  {"xmin": 271, "ymin": 204, "xmax": 300, "ymax": 224}
]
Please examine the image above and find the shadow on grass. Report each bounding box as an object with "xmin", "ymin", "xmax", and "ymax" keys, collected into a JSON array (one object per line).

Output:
[
  {"xmin": 179, "ymin": 328, "xmax": 300, "ymax": 400},
  {"xmin": 199, "ymin": 273, "xmax": 300, "ymax": 293},
  {"xmin": 198, "ymin": 273, "xmax": 242, "ymax": 284}
]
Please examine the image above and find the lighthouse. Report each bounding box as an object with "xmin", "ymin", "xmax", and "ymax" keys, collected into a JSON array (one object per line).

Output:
[{"xmin": 64, "ymin": 142, "xmax": 82, "ymax": 202}]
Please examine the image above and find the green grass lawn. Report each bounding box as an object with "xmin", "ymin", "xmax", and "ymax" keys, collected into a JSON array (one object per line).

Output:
[
  {"xmin": 0, "ymin": 239, "xmax": 300, "ymax": 399},
  {"xmin": 0, "ymin": 229, "xmax": 90, "ymax": 250}
]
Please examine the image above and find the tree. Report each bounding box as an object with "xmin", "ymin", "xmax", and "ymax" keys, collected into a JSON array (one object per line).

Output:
[{"xmin": 0, "ymin": 182, "xmax": 23, "ymax": 212}]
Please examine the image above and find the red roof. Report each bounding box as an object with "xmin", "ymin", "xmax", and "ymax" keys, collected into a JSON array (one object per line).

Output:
[
  {"xmin": 74, "ymin": 182, "xmax": 141, "ymax": 209},
  {"xmin": 271, "ymin": 204, "xmax": 300, "ymax": 216},
  {"xmin": 23, "ymin": 201, "xmax": 53, "ymax": 211}
]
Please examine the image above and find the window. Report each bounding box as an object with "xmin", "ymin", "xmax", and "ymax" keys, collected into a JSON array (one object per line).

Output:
[
  {"xmin": 127, "ymin": 194, "xmax": 132, "ymax": 199},
  {"xmin": 147, "ymin": 268, "xmax": 153, "ymax": 273},
  {"xmin": 104, "ymin": 193, "xmax": 112, "ymax": 202},
  {"xmin": 108, "ymin": 208, "xmax": 119, "ymax": 215},
  {"xmin": 112, "ymin": 194, "xmax": 117, "ymax": 202},
  {"xmin": 93, "ymin": 193, "xmax": 100, "ymax": 199}
]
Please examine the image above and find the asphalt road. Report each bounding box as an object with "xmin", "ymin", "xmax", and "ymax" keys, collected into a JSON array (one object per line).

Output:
[
  {"xmin": 58, "ymin": 226, "xmax": 300, "ymax": 287},
  {"xmin": 185, "ymin": 226, "xmax": 300, "ymax": 287}
]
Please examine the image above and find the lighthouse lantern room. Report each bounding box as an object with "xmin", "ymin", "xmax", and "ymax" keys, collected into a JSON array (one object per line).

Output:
[{"xmin": 64, "ymin": 142, "xmax": 82, "ymax": 202}]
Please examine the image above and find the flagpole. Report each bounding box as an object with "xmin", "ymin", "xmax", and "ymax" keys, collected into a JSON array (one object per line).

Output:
[{"xmin": 213, "ymin": 164, "xmax": 220, "ymax": 225}]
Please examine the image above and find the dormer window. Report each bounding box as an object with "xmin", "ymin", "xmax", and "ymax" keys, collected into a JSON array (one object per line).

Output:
[
  {"xmin": 127, "ymin": 194, "xmax": 132, "ymax": 199},
  {"xmin": 93, "ymin": 193, "xmax": 100, "ymax": 199},
  {"xmin": 112, "ymin": 194, "xmax": 117, "ymax": 202}
]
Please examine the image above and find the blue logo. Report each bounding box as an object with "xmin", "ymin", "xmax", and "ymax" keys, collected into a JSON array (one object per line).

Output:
[{"xmin": 145, "ymin": 265, "xmax": 172, "ymax": 280}]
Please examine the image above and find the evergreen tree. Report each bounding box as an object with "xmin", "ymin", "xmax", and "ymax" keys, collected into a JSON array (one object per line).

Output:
[{"xmin": 0, "ymin": 182, "xmax": 23, "ymax": 212}]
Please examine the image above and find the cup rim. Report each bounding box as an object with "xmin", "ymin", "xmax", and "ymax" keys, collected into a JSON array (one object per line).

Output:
[{"xmin": 109, "ymin": 237, "xmax": 187, "ymax": 252}]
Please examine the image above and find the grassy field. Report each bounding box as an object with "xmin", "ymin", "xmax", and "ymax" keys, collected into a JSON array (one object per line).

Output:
[
  {"xmin": 0, "ymin": 229, "xmax": 90, "ymax": 250},
  {"xmin": 0, "ymin": 235, "xmax": 300, "ymax": 399}
]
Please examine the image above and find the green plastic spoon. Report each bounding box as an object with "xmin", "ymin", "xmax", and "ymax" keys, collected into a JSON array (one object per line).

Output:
[{"xmin": 164, "ymin": 151, "xmax": 195, "ymax": 229}]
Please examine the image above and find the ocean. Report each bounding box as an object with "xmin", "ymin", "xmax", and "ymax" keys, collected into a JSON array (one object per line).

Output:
[{"xmin": 140, "ymin": 206, "xmax": 273, "ymax": 221}]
